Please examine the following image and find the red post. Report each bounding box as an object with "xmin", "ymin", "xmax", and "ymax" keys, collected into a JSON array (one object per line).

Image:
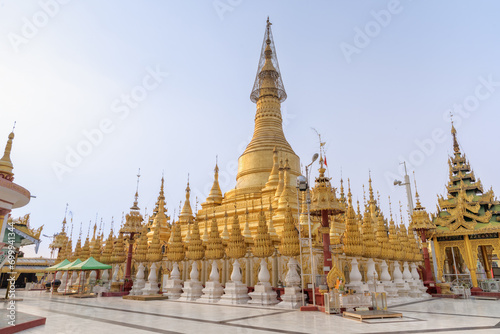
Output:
[
  {"xmin": 419, "ymin": 230, "xmax": 434, "ymax": 284},
  {"xmin": 321, "ymin": 210, "xmax": 331, "ymax": 275},
  {"xmin": 124, "ymin": 232, "xmax": 135, "ymax": 291}
]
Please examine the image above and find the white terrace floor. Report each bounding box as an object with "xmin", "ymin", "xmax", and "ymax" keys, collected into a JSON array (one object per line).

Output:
[{"xmin": 2, "ymin": 290, "xmax": 500, "ymax": 334}]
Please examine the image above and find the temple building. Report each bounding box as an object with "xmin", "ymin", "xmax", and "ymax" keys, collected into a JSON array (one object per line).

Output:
[
  {"xmin": 432, "ymin": 123, "xmax": 500, "ymax": 289},
  {"xmin": 49, "ymin": 20, "xmax": 434, "ymax": 304}
]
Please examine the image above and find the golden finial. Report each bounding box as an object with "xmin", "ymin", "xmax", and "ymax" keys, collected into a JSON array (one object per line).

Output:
[{"xmin": 450, "ymin": 112, "xmax": 460, "ymax": 154}]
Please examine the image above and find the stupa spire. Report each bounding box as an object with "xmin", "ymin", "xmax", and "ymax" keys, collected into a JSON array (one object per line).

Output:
[
  {"xmin": 451, "ymin": 117, "xmax": 460, "ymax": 154},
  {"xmin": 203, "ymin": 160, "xmax": 223, "ymax": 207},
  {"xmin": 179, "ymin": 176, "xmax": 193, "ymax": 224},
  {"xmin": 250, "ymin": 17, "xmax": 286, "ymax": 103},
  {"xmin": 0, "ymin": 126, "xmax": 15, "ymax": 181},
  {"xmin": 236, "ymin": 18, "xmax": 299, "ymax": 192}
]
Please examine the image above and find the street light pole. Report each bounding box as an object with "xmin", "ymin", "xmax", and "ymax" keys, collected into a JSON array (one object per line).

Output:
[
  {"xmin": 394, "ymin": 161, "xmax": 414, "ymax": 214},
  {"xmin": 305, "ymin": 164, "xmax": 316, "ymax": 307}
]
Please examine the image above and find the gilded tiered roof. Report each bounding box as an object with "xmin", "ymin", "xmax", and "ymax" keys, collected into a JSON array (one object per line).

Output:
[
  {"xmin": 167, "ymin": 223, "xmax": 185, "ymax": 262},
  {"xmin": 186, "ymin": 218, "xmax": 205, "ymax": 261},
  {"xmin": 362, "ymin": 206, "xmax": 379, "ymax": 258},
  {"xmin": 80, "ymin": 229, "xmax": 90, "ymax": 260},
  {"xmin": 111, "ymin": 231, "xmax": 126, "ymax": 264},
  {"xmin": 376, "ymin": 213, "xmax": 390, "ymax": 259},
  {"xmin": 147, "ymin": 217, "xmax": 163, "ymax": 263},
  {"xmin": 100, "ymin": 228, "xmax": 114, "ymax": 264},
  {"xmin": 90, "ymin": 225, "xmax": 101, "ymax": 261},
  {"xmin": 433, "ymin": 124, "xmax": 500, "ymax": 234},
  {"xmin": 388, "ymin": 215, "xmax": 401, "ymax": 261},
  {"xmin": 206, "ymin": 215, "xmax": 224, "ymax": 260},
  {"xmin": 410, "ymin": 191, "xmax": 436, "ymax": 237},
  {"xmin": 252, "ymin": 208, "xmax": 274, "ymax": 258},
  {"xmin": 310, "ymin": 158, "xmax": 344, "ymax": 215},
  {"xmin": 226, "ymin": 208, "xmax": 246, "ymax": 259},
  {"xmin": 343, "ymin": 181, "xmax": 363, "ymax": 257},
  {"xmin": 134, "ymin": 226, "xmax": 148, "ymax": 263},
  {"xmin": 121, "ymin": 189, "xmax": 144, "ymax": 235},
  {"xmin": 279, "ymin": 205, "xmax": 300, "ymax": 257}
]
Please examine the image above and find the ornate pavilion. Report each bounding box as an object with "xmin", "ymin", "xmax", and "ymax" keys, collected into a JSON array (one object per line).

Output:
[{"xmin": 431, "ymin": 123, "xmax": 500, "ymax": 289}]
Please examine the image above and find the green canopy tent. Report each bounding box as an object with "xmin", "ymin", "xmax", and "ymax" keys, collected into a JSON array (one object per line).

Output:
[
  {"xmin": 46, "ymin": 259, "xmax": 71, "ymax": 271},
  {"xmin": 69, "ymin": 257, "xmax": 112, "ymax": 295},
  {"xmin": 69, "ymin": 257, "xmax": 112, "ymax": 271},
  {"xmin": 57, "ymin": 259, "xmax": 83, "ymax": 294},
  {"xmin": 58, "ymin": 259, "xmax": 83, "ymax": 271}
]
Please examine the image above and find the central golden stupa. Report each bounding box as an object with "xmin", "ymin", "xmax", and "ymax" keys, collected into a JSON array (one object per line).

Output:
[{"xmin": 176, "ymin": 19, "xmax": 300, "ymax": 238}]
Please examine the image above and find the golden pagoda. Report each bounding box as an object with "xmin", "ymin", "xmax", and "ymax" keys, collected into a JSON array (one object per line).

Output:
[{"xmin": 181, "ymin": 19, "xmax": 301, "ymax": 243}]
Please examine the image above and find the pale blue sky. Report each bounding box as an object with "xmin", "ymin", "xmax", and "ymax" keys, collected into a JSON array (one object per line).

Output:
[{"xmin": 1, "ymin": 0, "xmax": 499, "ymax": 258}]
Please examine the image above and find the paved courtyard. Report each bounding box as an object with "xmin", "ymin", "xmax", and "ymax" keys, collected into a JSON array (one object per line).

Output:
[{"xmin": 2, "ymin": 290, "xmax": 500, "ymax": 333}]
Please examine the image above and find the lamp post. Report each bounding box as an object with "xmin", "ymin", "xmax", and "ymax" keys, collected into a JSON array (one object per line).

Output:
[
  {"xmin": 298, "ymin": 153, "xmax": 318, "ymax": 307},
  {"xmin": 393, "ymin": 162, "xmax": 414, "ymax": 214}
]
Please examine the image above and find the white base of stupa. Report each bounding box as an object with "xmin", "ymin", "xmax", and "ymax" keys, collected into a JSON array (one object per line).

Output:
[
  {"xmin": 179, "ymin": 280, "xmax": 203, "ymax": 301},
  {"xmin": 277, "ymin": 286, "xmax": 303, "ymax": 309},
  {"xmin": 219, "ymin": 281, "xmax": 250, "ymax": 305},
  {"xmin": 163, "ymin": 278, "xmax": 183, "ymax": 299},
  {"xmin": 248, "ymin": 282, "xmax": 279, "ymax": 305},
  {"xmin": 199, "ymin": 281, "xmax": 224, "ymax": 303}
]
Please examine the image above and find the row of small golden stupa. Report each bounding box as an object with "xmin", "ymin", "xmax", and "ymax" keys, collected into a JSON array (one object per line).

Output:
[{"xmin": 54, "ymin": 169, "xmax": 424, "ymax": 267}]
